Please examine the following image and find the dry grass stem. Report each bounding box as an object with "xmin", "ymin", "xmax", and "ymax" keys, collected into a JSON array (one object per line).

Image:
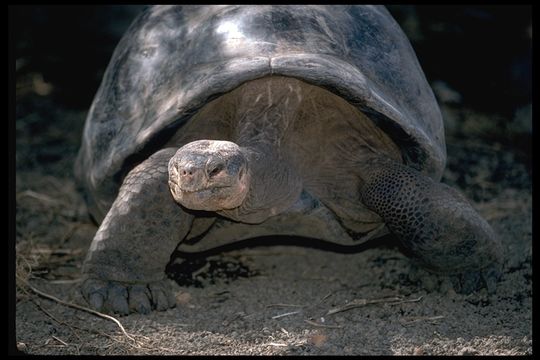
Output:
[
  {"xmin": 327, "ymin": 296, "xmax": 423, "ymax": 315},
  {"xmin": 47, "ymin": 279, "xmax": 83, "ymax": 284},
  {"xmin": 17, "ymin": 275, "xmax": 137, "ymax": 344},
  {"xmin": 17, "ymin": 190, "xmax": 62, "ymax": 205},
  {"xmin": 266, "ymin": 303, "xmax": 303, "ymax": 308},
  {"xmin": 51, "ymin": 336, "xmax": 69, "ymax": 346},
  {"xmin": 263, "ymin": 342, "xmax": 288, "ymax": 347},
  {"xmin": 271, "ymin": 311, "xmax": 301, "ymax": 319}
]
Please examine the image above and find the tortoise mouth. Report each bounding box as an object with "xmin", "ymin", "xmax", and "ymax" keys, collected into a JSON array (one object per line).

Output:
[
  {"xmin": 168, "ymin": 177, "xmax": 248, "ymax": 211},
  {"xmin": 177, "ymin": 185, "xmax": 232, "ymax": 194}
]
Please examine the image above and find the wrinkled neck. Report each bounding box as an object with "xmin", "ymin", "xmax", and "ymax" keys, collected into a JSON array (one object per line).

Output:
[
  {"xmin": 233, "ymin": 81, "xmax": 296, "ymax": 154},
  {"xmin": 217, "ymin": 78, "xmax": 304, "ymax": 223}
]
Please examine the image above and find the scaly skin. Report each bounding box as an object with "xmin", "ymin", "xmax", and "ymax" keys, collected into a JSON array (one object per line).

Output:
[
  {"xmin": 359, "ymin": 156, "xmax": 503, "ymax": 293},
  {"xmin": 81, "ymin": 148, "xmax": 193, "ymax": 315}
]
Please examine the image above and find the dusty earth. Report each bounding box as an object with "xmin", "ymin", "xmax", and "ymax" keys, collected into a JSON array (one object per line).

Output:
[
  {"xmin": 12, "ymin": 5, "xmax": 532, "ymax": 356},
  {"xmin": 13, "ymin": 86, "xmax": 533, "ymax": 356}
]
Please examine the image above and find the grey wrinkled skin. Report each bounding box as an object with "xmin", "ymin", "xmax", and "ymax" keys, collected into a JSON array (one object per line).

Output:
[{"xmin": 76, "ymin": 5, "xmax": 502, "ymax": 315}]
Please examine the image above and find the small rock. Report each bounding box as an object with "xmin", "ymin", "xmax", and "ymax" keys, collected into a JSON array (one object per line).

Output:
[
  {"xmin": 175, "ymin": 291, "xmax": 192, "ymax": 305},
  {"xmin": 439, "ymin": 278, "xmax": 452, "ymax": 293},
  {"xmin": 17, "ymin": 342, "xmax": 28, "ymax": 352},
  {"xmin": 420, "ymin": 273, "xmax": 437, "ymax": 292},
  {"xmin": 309, "ymin": 333, "xmax": 327, "ymax": 348}
]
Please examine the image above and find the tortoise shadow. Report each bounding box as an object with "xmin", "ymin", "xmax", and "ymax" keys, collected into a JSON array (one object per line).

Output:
[{"xmin": 166, "ymin": 233, "xmax": 406, "ymax": 287}]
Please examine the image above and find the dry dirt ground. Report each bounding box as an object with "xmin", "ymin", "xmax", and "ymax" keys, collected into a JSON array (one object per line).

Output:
[{"xmin": 13, "ymin": 85, "xmax": 532, "ymax": 354}]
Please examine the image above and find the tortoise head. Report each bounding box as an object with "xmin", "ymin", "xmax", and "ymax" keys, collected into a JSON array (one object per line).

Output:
[{"xmin": 168, "ymin": 140, "xmax": 250, "ymax": 211}]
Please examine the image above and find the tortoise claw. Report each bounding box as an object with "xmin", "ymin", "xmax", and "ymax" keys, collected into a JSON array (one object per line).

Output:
[
  {"xmin": 129, "ymin": 285, "xmax": 152, "ymax": 314},
  {"xmin": 82, "ymin": 278, "xmax": 175, "ymax": 315},
  {"xmin": 149, "ymin": 282, "xmax": 174, "ymax": 311},
  {"xmin": 105, "ymin": 283, "xmax": 129, "ymax": 315},
  {"xmin": 451, "ymin": 263, "xmax": 502, "ymax": 295}
]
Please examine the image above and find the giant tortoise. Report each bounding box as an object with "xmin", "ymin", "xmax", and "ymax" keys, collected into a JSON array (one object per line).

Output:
[{"xmin": 75, "ymin": 5, "xmax": 503, "ymax": 314}]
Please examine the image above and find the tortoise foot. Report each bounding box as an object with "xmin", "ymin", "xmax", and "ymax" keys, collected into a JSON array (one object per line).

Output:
[{"xmin": 82, "ymin": 278, "xmax": 176, "ymax": 315}]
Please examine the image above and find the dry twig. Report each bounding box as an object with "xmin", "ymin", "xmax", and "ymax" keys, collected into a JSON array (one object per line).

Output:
[
  {"xmin": 16, "ymin": 275, "xmax": 137, "ymax": 343},
  {"xmin": 51, "ymin": 336, "xmax": 69, "ymax": 347},
  {"xmin": 17, "ymin": 190, "xmax": 62, "ymax": 205},
  {"xmin": 266, "ymin": 303, "xmax": 303, "ymax": 308},
  {"xmin": 327, "ymin": 296, "xmax": 423, "ymax": 316},
  {"xmin": 271, "ymin": 311, "xmax": 301, "ymax": 319}
]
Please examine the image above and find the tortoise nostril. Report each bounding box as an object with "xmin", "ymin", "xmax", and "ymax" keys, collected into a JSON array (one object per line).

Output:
[{"xmin": 179, "ymin": 164, "xmax": 196, "ymax": 178}]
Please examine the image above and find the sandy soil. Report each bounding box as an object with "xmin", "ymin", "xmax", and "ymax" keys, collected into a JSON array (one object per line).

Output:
[{"xmin": 13, "ymin": 83, "xmax": 532, "ymax": 355}]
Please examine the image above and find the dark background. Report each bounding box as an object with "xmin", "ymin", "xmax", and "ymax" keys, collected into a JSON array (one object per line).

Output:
[
  {"xmin": 389, "ymin": 6, "xmax": 531, "ymax": 116},
  {"xmin": 12, "ymin": 5, "xmax": 532, "ymax": 169}
]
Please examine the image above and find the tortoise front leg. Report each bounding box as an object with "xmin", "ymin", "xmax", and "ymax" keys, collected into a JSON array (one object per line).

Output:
[
  {"xmin": 82, "ymin": 148, "xmax": 193, "ymax": 314},
  {"xmin": 359, "ymin": 156, "xmax": 503, "ymax": 294}
]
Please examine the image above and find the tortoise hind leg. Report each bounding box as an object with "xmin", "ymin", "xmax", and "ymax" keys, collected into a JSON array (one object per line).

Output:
[{"xmin": 360, "ymin": 156, "xmax": 503, "ymax": 294}]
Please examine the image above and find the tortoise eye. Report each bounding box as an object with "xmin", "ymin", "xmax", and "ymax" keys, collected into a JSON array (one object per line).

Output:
[{"xmin": 207, "ymin": 164, "xmax": 224, "ymax": 178}]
